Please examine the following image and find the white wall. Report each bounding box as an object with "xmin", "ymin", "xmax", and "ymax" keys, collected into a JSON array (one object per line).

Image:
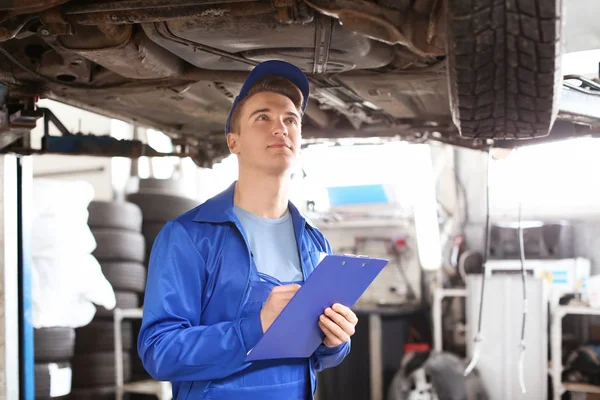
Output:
[
  {"xmin": 458, "ymin": 139, "xmax": 600, "ymax": 223},
  {"xmin": 456, "ymin": 140, "xmax": 600, "ymax": 274}
]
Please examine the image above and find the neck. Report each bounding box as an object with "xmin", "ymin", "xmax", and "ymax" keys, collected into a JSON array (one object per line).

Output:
[{"xmin": 234, "ymin": 168, "xmax": 290, "ymax": 219}]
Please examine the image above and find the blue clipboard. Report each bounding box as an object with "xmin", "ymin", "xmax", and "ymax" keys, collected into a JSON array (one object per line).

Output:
[{"xmin": 245, "ymin": 254, "xmax": 388, "ymax": 362}]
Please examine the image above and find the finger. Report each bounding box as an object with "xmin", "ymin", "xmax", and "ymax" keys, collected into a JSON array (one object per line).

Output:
[
  {"xmin": 318, "ymin": 320, "xmax": 332, "ymax": 336},
  {"xmin": 319, "ymin": 321, "xmax": 342, "ymax": 346},
  {"xmin": 319, "ymin": 314, "xmax": 350, "ymax": 343},
  {"xmin": 324, "ymin": 308, "xmax": 355, "ymax": 335},
  {"xmin": 320, "ymin": 317, "xmax": 349, "ymax": 344},
  {"xmin": 332, "ymin": 303, "xmax": 358, "ymax": 325}
]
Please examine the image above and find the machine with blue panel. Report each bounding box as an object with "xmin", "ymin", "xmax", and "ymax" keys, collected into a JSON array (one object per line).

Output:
[
  {"xmin": 313, "ymin": 182, "xmax": 429, "ymax": 400},
  {"xmin": 318, "ymin": 183, "xmax": 422, "ymax": 307}
]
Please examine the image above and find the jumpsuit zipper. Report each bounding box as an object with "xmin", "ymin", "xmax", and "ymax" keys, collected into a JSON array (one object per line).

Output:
[{"xmin": 233, "ymin": 213, "xmax": 313, "ymax": 400}]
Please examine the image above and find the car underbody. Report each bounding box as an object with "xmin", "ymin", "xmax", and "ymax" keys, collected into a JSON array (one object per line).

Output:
[{"xmin": 0, "ymin": 0, "xmax": 599, "ymax": 166}]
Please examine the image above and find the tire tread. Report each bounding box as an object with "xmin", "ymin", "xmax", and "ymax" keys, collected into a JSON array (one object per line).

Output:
[{"xmin": 448, "ymin": 0, "xmax": 562, "ymax": 139}]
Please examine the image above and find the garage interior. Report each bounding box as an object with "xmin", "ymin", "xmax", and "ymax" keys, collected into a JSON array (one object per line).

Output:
[{"xmin": 1, "ymin": 1, "xmax": 600, "ymax": 400}]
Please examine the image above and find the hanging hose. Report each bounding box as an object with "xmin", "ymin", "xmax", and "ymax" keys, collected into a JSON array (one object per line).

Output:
[{"xmin": 464, "ymin": 148, "xmax": 492, "ymax": 377}]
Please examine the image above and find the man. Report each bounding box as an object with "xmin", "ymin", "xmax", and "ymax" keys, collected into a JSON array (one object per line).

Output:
[{"xmin": 138, "ymin": 60, "xmax": 357, "ymax": 400}]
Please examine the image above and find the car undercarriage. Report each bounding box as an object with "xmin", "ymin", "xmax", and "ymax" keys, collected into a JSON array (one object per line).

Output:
[{"xmin": 0, "ymin": 0, "xmax": 599, "ymax": 166}]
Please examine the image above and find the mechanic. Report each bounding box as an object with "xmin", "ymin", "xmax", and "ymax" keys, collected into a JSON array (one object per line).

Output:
[{"xmin": 137, "ymin": 60, "xmax": 356, "ymax": 400}]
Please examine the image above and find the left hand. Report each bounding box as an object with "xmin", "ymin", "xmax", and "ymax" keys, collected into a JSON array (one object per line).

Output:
[{"xmin": 318, "ymin": 303, "xmax": 358, "ymax": 347}]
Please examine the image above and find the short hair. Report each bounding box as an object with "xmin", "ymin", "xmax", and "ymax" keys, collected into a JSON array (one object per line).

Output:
[{"xmin": 229, "ymin": 75, "xmax": 304, "ymax": 134}]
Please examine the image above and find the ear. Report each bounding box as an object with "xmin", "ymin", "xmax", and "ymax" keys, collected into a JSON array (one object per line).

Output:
[{"xmin": 227, "ymin": 132, "xmax": 239, "ymax": 154}]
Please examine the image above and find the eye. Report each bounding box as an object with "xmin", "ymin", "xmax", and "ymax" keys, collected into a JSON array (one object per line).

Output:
[
  {"xmin": 286, "ymin": 117, "xmax": 298, "ymax": 125},
  {"xmin": 256, "ymin": 114, "xmax": 269, "ymax": 121}
]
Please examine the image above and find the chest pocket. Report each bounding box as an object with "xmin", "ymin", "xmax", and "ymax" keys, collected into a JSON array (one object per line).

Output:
[{"xmin": 240, "ymin": 278, "xmax": 273, "ymax": 319}]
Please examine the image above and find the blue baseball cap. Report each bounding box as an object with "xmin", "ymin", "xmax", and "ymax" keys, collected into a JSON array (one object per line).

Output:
[{"xmin": 225, "ymin": 60, "xmax": 310, "ymax": 135}]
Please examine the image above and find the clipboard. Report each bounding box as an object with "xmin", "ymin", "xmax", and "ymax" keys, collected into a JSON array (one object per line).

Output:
[{"xmin": 245, "ymin": 254, "xmax": 388, "ymax": 362}]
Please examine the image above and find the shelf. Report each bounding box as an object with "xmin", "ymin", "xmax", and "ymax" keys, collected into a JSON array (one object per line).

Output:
[
  {"xmin": 123, "ymin": 379, "xmax": 171, "ymax": 395},
  {"xmin": 557, "ymin": 305, "xmax": 600, "ymax": 317},
  {"xmin": 115, "ymin": 307, "xmax": 144, "ymax": 319},
  {"xmin": 563, "ymin": 382, "xmax": 600, "ymax": 394}
]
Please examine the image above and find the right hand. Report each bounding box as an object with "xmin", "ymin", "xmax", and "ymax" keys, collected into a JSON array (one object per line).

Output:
[{"xmin": 260, "ymin": 284, "xmax": 300, "ymax": 333}]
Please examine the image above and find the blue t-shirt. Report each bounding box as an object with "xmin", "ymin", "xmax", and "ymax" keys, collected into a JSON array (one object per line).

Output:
[{"xmin": 234, "ymin": 206, "xmax": 302, "ymax": 282}]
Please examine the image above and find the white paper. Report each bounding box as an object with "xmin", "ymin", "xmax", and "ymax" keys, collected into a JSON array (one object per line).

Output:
[{"xmin": 318, "ymin": 252, "xmax": 328, "ymax": 264}]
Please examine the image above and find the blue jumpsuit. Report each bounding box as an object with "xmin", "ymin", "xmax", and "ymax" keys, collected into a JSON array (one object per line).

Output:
[{"xmin": 137, "ymin": 183, "xmax": 350, "ymax": 399}]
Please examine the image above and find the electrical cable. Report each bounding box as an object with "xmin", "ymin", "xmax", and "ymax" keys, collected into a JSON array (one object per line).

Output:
[
  {"xmin": 517, "ymin": 150, "xmax": 528, "ymax": 394},
  {"xmin": 464, "ymin": 148, "xmax": 492, "ymax": 377},
  {"xmin": 453, "ymin": 147, "xmax": 469, "ymax": 230}
]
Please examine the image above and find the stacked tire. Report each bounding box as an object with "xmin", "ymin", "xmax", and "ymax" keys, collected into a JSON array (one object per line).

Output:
[
  {"xmin": 126, "ymin": 180, "xmax": 198, "ymax": 383},
  {"xmin": 126, "ymin": 191, "xmax": 198, "ymax": 263},
  {"xmin": 70, "ymin": 201, "xmax": 146, "ymax": 399},
  {"xmin": 35, "ymin": 327, "xmax": 75, "ymax": 399}
]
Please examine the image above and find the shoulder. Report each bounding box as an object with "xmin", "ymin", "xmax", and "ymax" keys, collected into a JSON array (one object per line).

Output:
[
  {"xmin": 290, "ymin": 203, "xmax": 327, "ymax": 240},
  {"xmin": 157, "ymin": 202, "xmax": 229, "ymax": 246},
  {"xmin": 300, "ymin": 214, "xmax": 332, "ymax": 254},
  {"xmin": 171, "ymin": 203, "xmax": 203, "ymax": 228},
  {"xmin": 302, "ymin": 212, "xmax": 318, "ymax": 230}
]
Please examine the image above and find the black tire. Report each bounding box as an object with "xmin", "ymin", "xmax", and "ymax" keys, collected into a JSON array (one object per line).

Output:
[
  {"xmin": 75, "ymin": 320, "xmax": 133, "ymax": 353},
  {"xmin": 101, "ymin": 262, "xmax": 147, "ymax": 293},
  {"xmin": 446, "ymin": 0, "xmax": 563, "ymax": 139},
  {"xmin": 126, "ymin": 193, "xmax": 197, "ymax": 223},
  {"xmin": 92, "ymin": 228, "xmax": 145, "ymax": 263},
  {"xmin": 35, "ymin": 362, "xmax": 72, "ymax": 398},
  {"xmin": 96, "ymin": 291, "xmax": 140, "ymax": 318},
  {"xmin": 72, "ymin": 352, "xmax": 131, "ymax": 388},
  {"xmin": 142, "ymin": 222, "xmax": 167, "ymax": 251},
  {"xmin": 68, "ymin": 386, "xmax": 115, "ymax": 400},
  {"xmin": 34, "ymin": 327, "xmax": 75, "ymax": 362},
  {"xmin": 88, "ymin": 201, "xmax": 143, "ymax": 232}
]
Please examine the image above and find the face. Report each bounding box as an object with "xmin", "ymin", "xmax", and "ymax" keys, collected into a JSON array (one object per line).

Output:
[{"xmin": 227, "ymin": 91, "xmax": 302, "ymax": 176}]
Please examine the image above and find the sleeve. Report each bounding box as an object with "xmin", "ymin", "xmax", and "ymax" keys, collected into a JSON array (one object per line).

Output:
[
  {"xmin": 310, "ymin": 233, "xmax": 352, "ymax": 371},
  {"xmin": 312, "ymin": 341, "xmax": 351, "ymax": 371},
  {"xmin": 137, "ymin": 220, "xmax": 263, "ymax": 382}
]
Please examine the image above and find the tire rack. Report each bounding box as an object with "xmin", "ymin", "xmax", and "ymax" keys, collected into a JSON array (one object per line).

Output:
[
  {"xmin": 74, "ymin": 200, "xmax": 146, "ymax": 397},
  {"xmin": 114, "ymin": 307, "xmax": 172, "ymax": 400}
]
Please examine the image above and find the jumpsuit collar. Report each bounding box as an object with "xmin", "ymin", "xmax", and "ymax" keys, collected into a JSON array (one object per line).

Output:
[{"xmin": 192, "ymin": 181, "xmax": 314, "ymax": 230}]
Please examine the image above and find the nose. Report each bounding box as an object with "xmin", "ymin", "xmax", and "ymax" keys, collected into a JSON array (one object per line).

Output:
[{"xmin": 273, "ymin": 117, "xmax": 288, "ymax": 136}]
